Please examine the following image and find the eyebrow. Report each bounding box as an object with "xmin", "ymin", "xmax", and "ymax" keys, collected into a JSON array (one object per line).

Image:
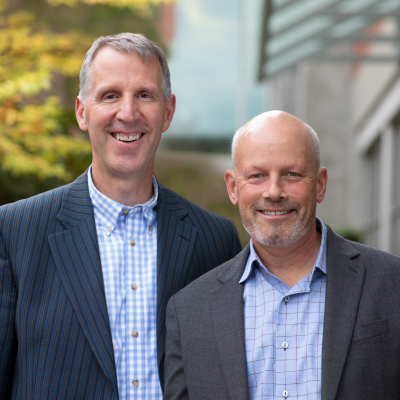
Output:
[{"xmin": 94, "ymin": 83, "xmax": 161, "ymax": 96}]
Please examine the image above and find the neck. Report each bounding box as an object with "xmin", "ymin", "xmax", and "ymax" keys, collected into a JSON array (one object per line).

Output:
[
  {"xmin": 252, "ymin": 222, "xmax": 322, "ymax": 288},
  {"xmin": 90, "ymin": 166, "xmax": 154, "ymax": 207}
]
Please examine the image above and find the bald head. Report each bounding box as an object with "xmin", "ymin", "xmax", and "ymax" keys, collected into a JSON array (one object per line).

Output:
[
  {"xmin": 231, "ymin": 111, "xmax": 320, "ymax": 172},
  {"xmin": 225, "ymin": 110, "xmax": 327, "ymax": 250}
]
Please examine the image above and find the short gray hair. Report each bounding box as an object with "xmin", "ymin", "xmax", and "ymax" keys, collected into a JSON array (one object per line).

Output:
[
  {"xmin": 231, "ymin": 117, "xmax": 321, "ymax": 171},
  {"xmin": 78, "ymin": 32, "xmax": 172, "ymax": 104}
]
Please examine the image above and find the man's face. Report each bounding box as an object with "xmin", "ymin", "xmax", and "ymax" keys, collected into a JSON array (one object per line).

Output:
[
  {"xmin": 225, "ymin": 114, "xmax": 327, "ymax": 248},
  {"xmin": 76, "ymin": 46, "xmax": 175, "ymax": 182}
]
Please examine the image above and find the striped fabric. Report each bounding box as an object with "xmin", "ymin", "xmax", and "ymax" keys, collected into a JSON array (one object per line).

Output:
[{"xmin": 0, "ymin": 170, "xmax": 241, "ymax": 399}]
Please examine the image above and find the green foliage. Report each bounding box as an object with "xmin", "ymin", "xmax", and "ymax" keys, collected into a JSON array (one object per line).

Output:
[{"xmin": 0, "ymin": 10, "xmax": 92, "ymax": 186}]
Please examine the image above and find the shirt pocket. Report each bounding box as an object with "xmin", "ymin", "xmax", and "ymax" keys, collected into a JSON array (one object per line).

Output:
[{"xmin": 352, "ymin": 318, "xmax": 388, "ymax": 342}]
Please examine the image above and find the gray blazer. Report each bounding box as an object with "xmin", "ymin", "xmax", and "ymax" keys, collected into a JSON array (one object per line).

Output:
[{"xmin": 164, "ymin": 226, "xmax": 400, "ymax": 400}]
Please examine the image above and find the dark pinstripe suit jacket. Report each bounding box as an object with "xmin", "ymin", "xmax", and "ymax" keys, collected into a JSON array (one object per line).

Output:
[{"xmin": 0, "ymin": 171, "xmax": 241, "ymax": 400}]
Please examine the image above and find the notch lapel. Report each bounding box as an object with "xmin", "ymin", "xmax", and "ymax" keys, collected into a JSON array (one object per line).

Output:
[
  {"xmin": 211, "ymin": 247, "xmax": 250, "ymax": 400},
  {"xmin": 156, "ymin": 184, "xmax": 197, "ymax": 378},
  {"xmin": 48, "ymin": 173, "xmax": 118, "ymax": 394},
  {"xmin": 321, "ymin": 227, "xmax": 364, "ymax": 400}
]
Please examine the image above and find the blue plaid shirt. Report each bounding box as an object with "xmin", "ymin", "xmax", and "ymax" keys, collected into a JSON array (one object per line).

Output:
[
  {"xmin": 240, "ymin": 218, "xmax": 327, "ymax": 400},
  {"xmin": 88, "ymin": 168, "xmax": 162, "ymax": 399}
]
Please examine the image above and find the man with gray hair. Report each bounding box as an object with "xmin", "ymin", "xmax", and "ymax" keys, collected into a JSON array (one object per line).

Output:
[
  {"xmin": 164, "ymin": 110, "xmax": 400, "ymax": 400},
  {"xmin": 0, "ymin": 33, "xmax": 241, "ymax": 400}
]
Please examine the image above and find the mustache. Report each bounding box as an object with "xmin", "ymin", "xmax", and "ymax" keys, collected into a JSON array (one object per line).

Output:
[{"xmin": 249, "ymin": 201, "xmax": 299, "ymax": 212}]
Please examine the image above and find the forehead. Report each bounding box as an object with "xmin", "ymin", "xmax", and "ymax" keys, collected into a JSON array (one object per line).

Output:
[
  {"xmin": 90, "ymin": 46, "xmax": 161, "ymax": 85},
  {"xmin": 236, "ymin": 119, "xmax": 314, "ymax": 171}
]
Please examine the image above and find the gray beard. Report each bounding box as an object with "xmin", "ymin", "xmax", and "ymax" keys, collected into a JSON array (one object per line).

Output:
[{"xmin": 240, "ymin": 202, "xmax": 314, "ymax": 247}]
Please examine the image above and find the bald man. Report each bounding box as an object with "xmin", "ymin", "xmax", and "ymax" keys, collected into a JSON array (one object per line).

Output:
[{"xmin": 164, "ymin": 111, "xmax": 400, "ymax": 400}]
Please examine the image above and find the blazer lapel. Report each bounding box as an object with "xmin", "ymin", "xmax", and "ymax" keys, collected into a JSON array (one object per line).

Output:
[
  {"xmin": 156, "ymin": 184, "xmax": 197, "ymax": 379},
  {"xmin": 321, "ymin": 227, "xmax": 364, "ymax": 400},
  {"xmin": 211, "ymin": 247, "xmax": 250, "ymax": 400},
  {"xmin": 48, "ymin": 173, "xmax": 118, "ymax": 394}
]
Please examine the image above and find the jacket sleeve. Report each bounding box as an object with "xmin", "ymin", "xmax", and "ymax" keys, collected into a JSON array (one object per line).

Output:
[
  {"xmin": 0, "ymin": 230, "xmax": 17, "ymax": 399},
  {"xmin": 164, "ymin": 296, "xmax": 189, "ymax": 400}
]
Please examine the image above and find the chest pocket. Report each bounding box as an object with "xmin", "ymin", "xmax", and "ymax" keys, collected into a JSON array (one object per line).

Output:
[{"xmin": 352, "ymin": 318, "xmax": 388, "ymax": 342}]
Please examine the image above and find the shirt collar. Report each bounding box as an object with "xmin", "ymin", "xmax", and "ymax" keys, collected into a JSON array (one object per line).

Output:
[
  {"xmin": 87, "ymin": 166, "xmax": 158, "ymax": 235},
  {"xmin": 239, "ymin": 217, "xmax": 327, "ymax": 284}
]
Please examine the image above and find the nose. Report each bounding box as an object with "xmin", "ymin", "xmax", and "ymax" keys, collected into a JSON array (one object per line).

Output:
[
  {"xmin": 262, "ymin": 174, "xmax": 287, "ymax": 201},
  {"xmin": 116, "ymin": 96, "xmax": 139, "ymax": 123}
]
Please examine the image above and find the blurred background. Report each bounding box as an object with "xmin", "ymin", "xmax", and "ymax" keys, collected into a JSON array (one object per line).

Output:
[{"xmin": 1, "ymin": 0, "xmax": 399, "ymax": 252}]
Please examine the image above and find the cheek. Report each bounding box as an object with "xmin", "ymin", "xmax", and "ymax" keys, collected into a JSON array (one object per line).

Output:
[
  {"xmin": 285, "ymin": 182, "xmax": 314, "ymax": 201},
  {"xmin": 237, "ymin": 185, "xmax": 262, "ymax": 207},
  {"xmin": 86, "ymin": 104, "xmax": 113, "ymax": 127}
]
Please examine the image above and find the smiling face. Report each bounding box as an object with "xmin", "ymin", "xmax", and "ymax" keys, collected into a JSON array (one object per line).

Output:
[
  {"xmin": 225, "ymin": 112, "xmax": 327, "ymax": 249},
  {"xmin": 76, "ymin": 46, "xmax": 175, "ymax": 184}
]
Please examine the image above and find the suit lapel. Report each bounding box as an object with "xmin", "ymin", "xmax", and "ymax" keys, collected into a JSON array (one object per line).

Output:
[
  {"xmin": 156, "ymin": 184, "xmax": 197, "ymax": 379},
  {"xmin": 211, "ymin": 247, "xmax": 250, "ymax": 400},
  {"xmin": 48, "ymin": 173, "xmax": 118, "ymax": 394},
  {"xmin": 321, "ymin": 227, "xmax": 364, "ymax": 400}
]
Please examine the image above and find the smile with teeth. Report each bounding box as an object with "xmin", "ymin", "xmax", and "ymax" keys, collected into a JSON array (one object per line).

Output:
[
  {"xmin": 260, "ymin": 210, "xmax": 292, "ymax": 216},
  {"xmin": 112, "ymin": 133, "xmax": 144, "ymax": 142}
]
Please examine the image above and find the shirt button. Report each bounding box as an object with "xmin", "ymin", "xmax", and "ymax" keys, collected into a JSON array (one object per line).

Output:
[
  {"xmin": 130, "ymin": 239, "xmax": 136, "ymax": 246},
  {"xmin": 132, "ymin": 380, "xmax": 139, "ymax": 387},
  {"xmin": 106, "ymin": 226, "xmax": 112, "ymax": 232},
  {"xmin": 283, "ymin": 390, "xmax": 289, "ymax": 397},
  {"xmin": 282, "ymin": 342, "xmax": 289, "ymax": 349},
  {"xmin": 149, "ymin": 225, "xmax": 153, "ymax": 231},
  {"xmin": 284, "ymin": 296, "xmax": 290, "ymax": 303},
  {"xmin": 131, "ymin": 283, "xmax": 137, "ymax": 290},
  {"xmin": 122, "ymin": 209, "xmax": 129, "ymax": 215},
  {"xmin": 132, "ymin": 330, "xmax": 139, "ymax": 338}
]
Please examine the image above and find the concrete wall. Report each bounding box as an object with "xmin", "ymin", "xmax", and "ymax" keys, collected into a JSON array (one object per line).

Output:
[{"xmin": 269, "ymin": 62, "xmax": 353, "ymax": 229}]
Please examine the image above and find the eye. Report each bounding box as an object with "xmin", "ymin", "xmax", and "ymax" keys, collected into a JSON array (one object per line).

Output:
[
  {"xmin": 139, "ymin": 93, "xmax": 151, "ymax": 99},
  {"xmin": 103, "ymin": 94, "xmax": 118, "ymax": 100},
  {"xmin": 251, "ymin": 173, "xmax": 262, "ymax": 179},
  {"xmin": 288, "ymin": 172, "xmax": 298, "ymax": 177}
]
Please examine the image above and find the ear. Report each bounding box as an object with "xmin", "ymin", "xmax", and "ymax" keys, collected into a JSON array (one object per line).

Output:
[
  {"xmin": 75, "ymin": 97, "xmax": 88, "ymax": 132},
  {"xmin": 162, "ymin": 94, "xmax": 176, "ymax": 132},
  {"xmin": 224, "ymin": 170, "xmax": 239, "ymax": 206},
  {"xmin": 316, "ymin": 167, "xmax": 328, "ymax": 203}
]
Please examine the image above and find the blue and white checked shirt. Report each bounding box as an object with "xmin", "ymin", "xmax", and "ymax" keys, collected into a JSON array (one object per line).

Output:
[
  {"xmin": 88, "ymin": 168, "xmax": 163, "ymax": 399},
  {"xmin": 240, "ymin": 218, "xmax": 327, "ymax": 400}
]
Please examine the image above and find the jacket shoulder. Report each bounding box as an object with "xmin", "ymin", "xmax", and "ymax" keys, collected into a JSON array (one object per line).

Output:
[
  {"xmin": 350, "ymin": 240, "xmax": 400, "ymax": 265},
  {"xmin": 172, "ymin": 245, "xmax": 249, "ymax": 303},
  {"xmin": 327, "ymin": 226, "xmax": 400, "ymax": 270},
  {"xmin": 1, "ymin": 183, "xmax": 71, "ymax": 213},
  {"xmin": 0, "ymin": 183, "xmax": 72, "ymax": 235}
]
